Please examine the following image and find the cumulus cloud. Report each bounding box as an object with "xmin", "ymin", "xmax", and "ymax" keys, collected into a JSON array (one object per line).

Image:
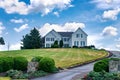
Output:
[
  {"xmin": 0, "ymin": 0, "xmax": 29, "ymax": 15},
  {"xmin": 87, "ymin": 34, "xmax": 103, "ymax": 47},
  {"xmin": 101, "ymin": 26, "xmax": 118, "ymax": 36},
  {"xmin": 14, "ymin": 24, "xmax": 29, "ymax": 32},
  {"xmin": 0, "ymin": 22, "xmax": 5, "ymax": 35},
  {"xmin": 91, "ymin": 0, "xmax": 120, "ymax": 9},
  {"xmin": 0, "ymin": 0, "xmax": 73, "ymax": 16},
  {"xmin": 102, "ymin": 8, "xmax": 120, "ymax": 20},
  {"xmin": 10, "ymin": 19, "xmax": 24, "ymax": 23},
  {"xmin": 39, "ymin": 22, "xmax": 85, "ymax": 36},
  {"xmin": 9, "ymin": 42, "xmax": 21, "ymax": 50},
  {"xmin": 92, "ymin": 0, "xmax": 120, "ymax": 21}
]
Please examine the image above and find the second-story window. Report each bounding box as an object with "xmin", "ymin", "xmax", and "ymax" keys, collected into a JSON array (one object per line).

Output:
[
  {"xmin": 51, "ymin": 38, "xmax": 54, "ymax": 41},
  {"xmin": 62, "ymin": 37, "xmax": 69, "ymax": 42},
  {"xmin": 76, "ymin": 34, "xmax": 79, "ymax": 38},
  {"xmin": 81, "ymin": 34, "xmax": 83, "ymax": 38},
  {"xmin": 46, "ymin": 38, "xmax": 50, "ymax": 41}
]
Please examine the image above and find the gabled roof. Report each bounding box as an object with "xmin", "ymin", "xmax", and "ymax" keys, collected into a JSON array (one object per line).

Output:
[
  {"xmin": 58, "ymin": 32, "xmax": 73, "ymax": 37},
  {"xmin": 75, "ymin": 27, "xmax": 88, "ymax": 36}
]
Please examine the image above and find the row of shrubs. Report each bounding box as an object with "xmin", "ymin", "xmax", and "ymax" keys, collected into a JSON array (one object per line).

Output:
[
  {"xmin": 0, "ymin": 56, "xmax": 58, "ymax": 73},
  {"xmin": 0, "ymin": 57, "xmax": 28, "ymax": 72}
]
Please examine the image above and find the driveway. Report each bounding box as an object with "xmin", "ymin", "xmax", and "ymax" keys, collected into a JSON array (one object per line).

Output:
[
  {"xmin": 31, "ymin": 51, "xmax": 120, "ymax": 80},
  {"xmin": 32, "ymin": 63, "xmax": 94, "ymax": 80}
]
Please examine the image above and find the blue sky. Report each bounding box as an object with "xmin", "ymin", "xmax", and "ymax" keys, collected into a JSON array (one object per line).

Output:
[{"xmin": 0, "ymin": 0, "xmax": 120, "ymax": 51}]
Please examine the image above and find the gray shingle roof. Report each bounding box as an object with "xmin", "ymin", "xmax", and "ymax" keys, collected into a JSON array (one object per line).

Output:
[{"xmin": 58, "ymin": 32, "xmax": 73, "ymax": 37}]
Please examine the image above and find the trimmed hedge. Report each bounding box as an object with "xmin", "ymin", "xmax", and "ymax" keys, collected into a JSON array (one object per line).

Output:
[
  {"xmin": 94, "ymin": 58, "xmax": 109, "ymax": 72},
  {"xmin": 0, "ymin": 57, "xmax": 14, "ymax": 72},
  {"xmin": 14, "ymin": 57, "xmax": 28, "ymax": 71},
  {"xmin": 39, "ymin": 57, "xmax": 56, "ymax": 73},
  {"xmin": 31, "ymin": 56, "xmax": 43, "ymax": 62}
]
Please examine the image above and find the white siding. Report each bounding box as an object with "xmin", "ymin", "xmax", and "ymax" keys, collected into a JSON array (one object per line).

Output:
[
  {"xmin": 44, "ymin": 28, "xmax": 87, "ymax": 48},
  {"xmin": 71, "ymin": 28, "xmax": 87, "ymax": 47},
  {"xmin": 45, "ymin": 30, "xmax": 61, "ymax": 47}
]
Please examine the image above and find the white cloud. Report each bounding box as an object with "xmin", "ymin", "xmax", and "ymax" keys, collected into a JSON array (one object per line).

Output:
[
  {"xmin": 0, "ymin": 22, "xmax": 5, "ymax": 36},
  {"xmin": 102, "ymin": 8, "xmax": 120, "ymax": 20},
  {"xmin": 9, "ymin": 42, "xmax": 21, "ymax": 50},
  {"xmin": 0, "ymin": 0, "xmax": 29, "ymax": 15},
  {"xmin": 115, "ymin": 38, "xmax": 120, "ymax": 42},
  {"xmin": 10, "ymin": 19, "xmax": 24, "ymax": 23},
  {"xmin": 14, "ymin": 24, "xmax": 29, "ymax": 32},
  {"xmin": 101, "ymin": 26, "xmax": 118, "ymax": 36},
  {"xmin": 53, "ymin": 12, "xmax": 59, "ymax": 17},
  {"xmin": 0, "ymin": 0, "xmax": 73, "ymax": 16},
  {"xmin": 39, "ymin": 22, "xmax": 85, "ymax": 36},
  {"xmin": 92, "ymin": 0, "xmax": 120, "ymax": 21},
  {"xmin": 116, "ymin": 44, "xmax": 120, "ymax": 49},
  {"xmin": 87, "ymin": 34, "xmax": 103, "ymax": 47},
  {"xmin": 91, "ymin": 0, "xmax": 120, "ymax": 9}
]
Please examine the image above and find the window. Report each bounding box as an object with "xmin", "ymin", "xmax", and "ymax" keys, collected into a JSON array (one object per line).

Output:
[
  {"xmin": 46, "ymin": 44, "xmax": 50, "ymax": 47},
  {"xmin": 77, "ymin": 41, "xmax": 79, "ymax": 46},
  {"xmin": 64, "ymin": 44, "xmax": 69, "ymax": 48},
  {"xmin": 62, "ymin": 37, "xmax": 69, "ymax": 42},
  {"xmin": 74, "ymin": 41, "xmax": 76, "ymax": 46},
  {"xmin": 51, "ymin": 38, "xmax": 54, "ymax": 41},
  {"xmin": 46, "ymin": 38, "xmax": 50, "ymax": 41},
  {"xmin": 76, "ymin": 34, "xmax": 79, "ymax": 38},
  {"xmin": 81, "ymin": 41, "xmax": 82, "ymax": 46},
  {"xmin": 81, "ymin": 34, "xmax": 83, "ymax": 38},
  {"xmin": 80, "ymin": 41, "xmax": 85, "ymax": 46},
  {"xmin": 83, "ymin": 41, "xmax": 85, "ymax": 46}
]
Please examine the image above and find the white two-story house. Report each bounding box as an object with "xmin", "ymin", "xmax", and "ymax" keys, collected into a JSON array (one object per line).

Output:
[{"xmin": 44, "ymin": 28, "xmax": 88, "ymax": 48}]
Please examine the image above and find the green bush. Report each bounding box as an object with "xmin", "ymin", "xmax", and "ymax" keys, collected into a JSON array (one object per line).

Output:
[
  {"xmin": 0, "ymin": 58, "xmax": 4, "ymax": 72},
  {"xmin": 0, "ymin": 57, "xmax": 14, "ymax": 72},
  {"xmin": 39, "ymin": 57, "xmax": 56, "ymax": 73},
  {"xmin": 31, "ymin": 56, "xmax": 43, "ymax": 62},
  {"xmin": 84, "ymin": 71, "xmax": 120, "ymax": 80},
  {"xmin": 94, "ymin": 58, "xmax": 109, "ymax": 72},
  {"xmin": 14, "ymin": 57, "xmax": 28, "ymax": 71}
]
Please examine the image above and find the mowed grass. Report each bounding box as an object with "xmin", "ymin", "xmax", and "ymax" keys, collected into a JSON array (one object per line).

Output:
[{"xmin": 0, "ymin": 48, "xmax": 108, "ymax": 68}]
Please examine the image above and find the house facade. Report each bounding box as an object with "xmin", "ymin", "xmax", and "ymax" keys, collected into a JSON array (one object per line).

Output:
[{"xmin": 44, "ymin": 28, "xmax": 88, "ymax": 48}]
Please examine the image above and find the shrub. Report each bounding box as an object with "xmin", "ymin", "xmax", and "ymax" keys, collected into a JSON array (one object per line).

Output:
[
  {"xmin": 31, "ymin": 56, "xmax": 43, "ymax": 62},
  {"xmin": 94, "ymin": 58, "xmax": 109, "ymax": 72},
  {"xmin": 14, "ymin": 57, "xmax": 28, "ymax": 71},
  {"xmin": 72, "ymin": 46, "xmax": 78, "ymax": 48},
  {"xmin": 0, "ymin": 58, "xmax": 4, "ymax": 72},
  {"xmin": 39, "ymin": 57, "xmax": 57, "ymax": 73},
  {"xmin": 84, "ymin": 71, "xmax": 120, "ymax": 80},
  {"xmin": 6, "ymin": 69, "xmax": 23, "ymax": 78},
  {"xmin": 0, "ymin": 57, "xmax": 14, "ymax": 72}
]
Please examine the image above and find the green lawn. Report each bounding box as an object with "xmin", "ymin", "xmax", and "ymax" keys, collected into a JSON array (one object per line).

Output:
[{"xmin": 0, "ymin": 48, "xmax": 108, "ymax": 68}]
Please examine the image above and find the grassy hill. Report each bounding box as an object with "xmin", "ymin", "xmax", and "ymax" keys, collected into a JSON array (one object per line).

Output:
[{"xmin": 0, "ymin": 48, "xmax": 108, "ymax": 68}]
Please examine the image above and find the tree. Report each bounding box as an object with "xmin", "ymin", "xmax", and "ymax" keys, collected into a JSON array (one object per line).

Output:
[
  {"xmin": 21, "ymin": 28, "xmax": 42, "ymax": 49},
  {"xmin": 0, "ymin": 37, "xmax": 5, "ymax": 45},
  {"xmin": 59, "ymin": 40, "xmax": 63, "ymax": 48},
  {"xmin": 51, "ymin": 40, "xmax": 59, "ymax": 48}
]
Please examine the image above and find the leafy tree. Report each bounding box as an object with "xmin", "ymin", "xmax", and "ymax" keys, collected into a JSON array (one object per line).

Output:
[
  {"xmin": 59, "ymin": 40, "xmax": 63, "ymax": 48},
  {"xmin": 51, "ymin": 40, "xmax": 59, "ymax": 48},
  {"xmin": 21, "ymin": 28, "xmax": 42, "ymax": 49},
  {"xmin": 0, "ymin": 37, "xmax": 5, "ymax": 45}
]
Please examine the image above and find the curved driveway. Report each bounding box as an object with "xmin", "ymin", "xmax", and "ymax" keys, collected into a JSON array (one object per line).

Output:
[{"xmin": 32, "ymin": 51, "xmax": 119, "ymax": 80}]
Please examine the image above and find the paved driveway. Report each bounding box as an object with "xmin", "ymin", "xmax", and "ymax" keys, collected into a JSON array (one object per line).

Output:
[
  {"xmin": 31, "ymin": 63, "xmax": 94, "ymax": 80},
  {"xmin": 31, "ymin": 51, "xmax": 120, "ymax": 80}
]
